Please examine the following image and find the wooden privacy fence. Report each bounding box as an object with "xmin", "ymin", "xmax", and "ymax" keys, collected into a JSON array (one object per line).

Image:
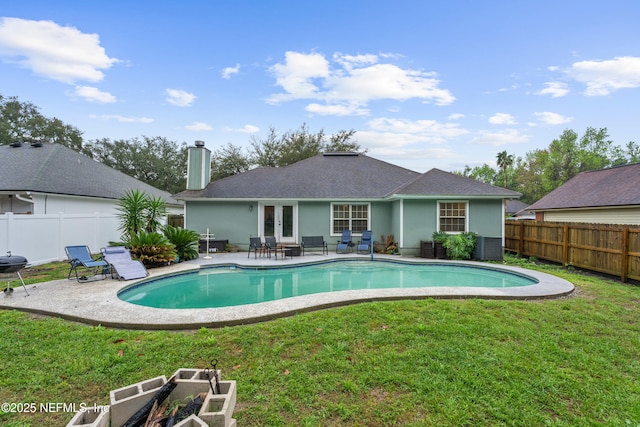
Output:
[{"xmin": 505, "ymin": 221, "xmax": 640, "ymax": 282}]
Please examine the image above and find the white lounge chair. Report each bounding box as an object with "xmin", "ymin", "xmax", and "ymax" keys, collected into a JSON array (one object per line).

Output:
[{"xmin": 101, "ymin": 246, "xmax": 148, "ymax": 280}]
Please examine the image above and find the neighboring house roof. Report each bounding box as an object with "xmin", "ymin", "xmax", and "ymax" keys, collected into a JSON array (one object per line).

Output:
[
  {"xmin": 527, "ymin": 163, "xmax": 640, "ymax": 211},
  {"xmin": 175, "ymin": 152, "xmax": 521, "ymax": 200},
  {"xmin": 506, "ymin": 200, "xmax": 530, "ymax": 215},
  {"xmin": 0, "ymin": 142, "xmax": 180, "ymax": 205}
]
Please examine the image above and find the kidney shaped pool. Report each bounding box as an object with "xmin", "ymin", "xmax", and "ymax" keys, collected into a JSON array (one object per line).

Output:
[{"xmin": 118, "ymin": 260, "xmax": 538, "ymax": 309}]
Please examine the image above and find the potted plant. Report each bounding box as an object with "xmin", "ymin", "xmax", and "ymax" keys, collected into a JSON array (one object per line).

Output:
[{"xmin": 432, "ymin": 231, "xmax": 449, "ymax": 259}]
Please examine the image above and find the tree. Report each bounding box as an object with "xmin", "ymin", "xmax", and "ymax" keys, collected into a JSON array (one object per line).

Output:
[
  {"xmin": 211, "ymin": 143, "xmax": 251, "ymax": 180},
  {"xmin": 87, "ymin": 136, "xmax": 188, "ymax": 194},
  {"xmin": 0, "ymin": 94, "xmax": 86, "ymax": 153},
  {"xmin": 496, "ymin": 150, "xmax": 515, "ymax": 188}
]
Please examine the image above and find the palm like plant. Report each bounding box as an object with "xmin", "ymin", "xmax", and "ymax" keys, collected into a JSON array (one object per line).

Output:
[
  {"xmin": 497, "ymin": 150, "xmax": 515, "ymax": 188},
  {"xmin": 162, "ymin": 225, "xmax": 200, "ymax": 261},
  {"xmin": 116, "ymin": 190, "xmax": 167, "ymax": 240}
]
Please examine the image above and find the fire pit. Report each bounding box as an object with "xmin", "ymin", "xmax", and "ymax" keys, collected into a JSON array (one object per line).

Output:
[{"xmin": 0, "ymin": 251, "xmax": 29, "ymax": 295}]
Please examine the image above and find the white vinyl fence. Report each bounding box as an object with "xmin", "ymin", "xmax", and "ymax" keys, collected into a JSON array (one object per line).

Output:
[{"xmin": 0, "ymin": 212, "xmax": 121, "ymax": 265}]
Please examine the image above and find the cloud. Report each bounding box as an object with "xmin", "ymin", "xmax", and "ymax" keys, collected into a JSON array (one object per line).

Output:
[
  {"xmin": 470, "ymin": 129, "xmax": 530, "ymax": 146},
  {"xmin": 234, "ymin": 124, "xmax": 260, "ymax": 133},
  {"xmin": 221, "ymin": 64, "xmax": 240, "ymax": 79},
  {"xmin": 536, "ymin": 81, "xmax": 569, "ymax": 97},
  {"xmin": 567, "ymin": 56, "xmax": 640, "ymax": 96},
  {"xmin": 166, "ymin": 88, "xmax": 196, "ymax": 107},
  {"xmin": 305, "ymin": 103, "xmax": 369, "ymax": 116},
  {"xmin": 489, "ymin": 113, "xmax": 517, "ymax": 125},
  {"xmin": 90, "ymin": 114, "xmax": 154, "ymax": 123},
  {"xmin": 448, "ymin": 113, "xmax": 465, "ymax": 120},
  {"xmin": 267, "ymin": 51, "xmax": 455, "ymax": 115},
  {"xmin": 72, "ymin": 86, "xmax": 116, "ymax": 103},
  {"xmin": 0, "ymin": 17, "xmax": 118, "ymax": 84},
  {"xmin": 185, "ymin": 121, "xmax": 212, "ymax": 131},
  {"xmin": 533, "ymin": 111, "xmax": 573, "ymax": 125}
]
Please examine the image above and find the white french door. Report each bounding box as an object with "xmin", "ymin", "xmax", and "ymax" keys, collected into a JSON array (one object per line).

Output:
[{"xmin": 260, "ymin": 203, "xmax": 297, "ymax": 244}]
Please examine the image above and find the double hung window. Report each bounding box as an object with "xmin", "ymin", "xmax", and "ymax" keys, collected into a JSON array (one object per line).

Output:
[
  {"xmin": 332, "ymin": 203, "xmax": 369, "ymax": 235},
  {"xmin": 438, "ymin": 201, "xmax": 467, "ymax": 232}
]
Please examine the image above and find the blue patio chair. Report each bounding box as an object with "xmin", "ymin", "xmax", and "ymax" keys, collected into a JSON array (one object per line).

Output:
[
  {"xmin": 357, "ymin": 230, "xmax": 373, "ymax": 254},
  {"xmin": 65, "ymin": 245, "xmax": 109, "ymax": 282},
  {"xmin": 101, "ymin": 246, "xmax": 148, "ymax": 280},
  {"xmin": 336, "ymin": 230, "xmax": 354, "ymax": 253}
]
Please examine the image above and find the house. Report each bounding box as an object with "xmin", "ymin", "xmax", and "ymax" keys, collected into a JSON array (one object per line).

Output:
[
  {"xmin": 0, "ymin": 141, "xmax": 182, "ymax": 216},
  {"xmin": 526, "ymin": 163, "xmax": 640, "ymax": 225},
  {"xmin": 505, "ymin": 200, "xmax": 535, "ymax": 220},
  {"xmin": 0, "ymin": 142, "xmax": 183, "ymax": 264},
  {"xmin": 174, "ymin": 143, "xmax": 520, "ymax": 255}
]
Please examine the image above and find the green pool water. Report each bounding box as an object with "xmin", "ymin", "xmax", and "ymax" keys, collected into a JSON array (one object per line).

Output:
[{"xmin": 118, "ymin": 260, "xmax": 537, "ymax": 309}]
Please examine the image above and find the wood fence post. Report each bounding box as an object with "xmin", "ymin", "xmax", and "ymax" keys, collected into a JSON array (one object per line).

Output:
[
  {"xmin": 621, "ymin": 227, "xmax": 629, "ymax": 283},
  {"xmin": 563, "ymin": 224, "xmax": 570, "ymax": 266},
  {"xmin": 518, "ymin": 221, "xmax": 525, "ymax": 257}
]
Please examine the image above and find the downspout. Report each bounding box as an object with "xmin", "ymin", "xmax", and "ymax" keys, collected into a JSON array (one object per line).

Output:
[{"xmin": 14, "ymin": 193, "xmax": 35, "ymax": 213}]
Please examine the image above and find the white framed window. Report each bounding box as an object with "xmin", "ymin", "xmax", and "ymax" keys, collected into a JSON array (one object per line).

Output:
[
  {"xmin": 437, "ymin": 201, "xmax": 468, "ymax": 232},
  {"xmin": 331, "ymin": 203, "xmax": 370, "ymax": 235}
]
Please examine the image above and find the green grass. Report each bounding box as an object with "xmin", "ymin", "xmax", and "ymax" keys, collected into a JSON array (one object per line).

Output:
[{"xmin": 1, "ymin": 256, "xmax": 639, "ymax": 426}]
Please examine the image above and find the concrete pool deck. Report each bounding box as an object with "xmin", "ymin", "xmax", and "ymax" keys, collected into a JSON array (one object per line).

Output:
[{"xmin": 1, "ymin": 252, "xmax": 574, "ymax": 330}]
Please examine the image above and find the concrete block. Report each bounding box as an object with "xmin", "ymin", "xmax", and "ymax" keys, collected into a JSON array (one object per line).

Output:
[
  {"xmin": 171, "ymin": 368, "xmax": 221, "ymax": 400},
  {"xmin": 108, "ymin": 375, "xmax": 167, "ymax": 427},
  {"xmin": 65, "ymin": 406, "xmax": 110, "ymax": 427},
  {"xmin": 174, "ymin": 414, "xmax": 209, "ymax": 426},
  {"xmin": 198, "ymin": 380, "xmax": 237, "ymax": 427}
]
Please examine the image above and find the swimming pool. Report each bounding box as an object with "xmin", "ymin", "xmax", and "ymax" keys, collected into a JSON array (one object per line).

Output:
[{"xmin": 118, "ymin": 260, "xmax": 538, "ymax": 309}]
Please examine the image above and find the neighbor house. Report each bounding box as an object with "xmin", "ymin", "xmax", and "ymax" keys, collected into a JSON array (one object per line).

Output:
[
  {"xmin": 174, "ymin": 143, "xmax": 521, "ymax": 256},
  {"xmin": 0, "ymin": 141, "xmax": 182, "ymax": 216},
  {"xmin": 526, "ymin": 163, "xmax": 640, "ymax": 225},
  {"xmin": 0, "ymin": 142, "xmax": 183, "ymax": 264}
]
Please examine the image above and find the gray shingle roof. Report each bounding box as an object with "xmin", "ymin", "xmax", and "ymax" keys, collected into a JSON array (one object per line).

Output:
[
  {"xmin": 527, "ymin": 163, "xmax": 640, "ymax": 211},
  {"xmin": 0, "ymin": 143, "xmax": 180, "ymax": 204},
  {"xmin": 174, "ymin": 153, "xmax": 520, "ymax": 200}
]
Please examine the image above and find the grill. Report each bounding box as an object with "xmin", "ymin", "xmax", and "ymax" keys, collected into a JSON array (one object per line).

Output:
[{"xmin": 1, "ymin": 252, "xmax": 29, "ymax": 295}]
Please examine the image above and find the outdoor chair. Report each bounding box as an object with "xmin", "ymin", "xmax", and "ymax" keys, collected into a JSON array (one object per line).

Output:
[
  {"xmin": 101, "ymin": 246, "xmax": 148, "ymax": 280},
  {"xmin": 357, "ymin": 230, "xmax": 373, "ymax": 254},
  {"xmin": 65, "ymin": 245, "xmax": 109, "ymax": 282},
  {"xmin": 264, "ymin": 236, "xmax": 283, "ymax": 259},
  {"xmin": 336, "ymin": 230, "xmax": 354, "ymax": 253},
  {"xmin": 248, "ymin": 237, "xmax": 267, "ymax": 258}
]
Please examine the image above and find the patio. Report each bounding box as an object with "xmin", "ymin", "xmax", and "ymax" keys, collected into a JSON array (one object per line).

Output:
[{"xmin": 0, "ymin": 252, "xmax": 574, "ymax": 330}]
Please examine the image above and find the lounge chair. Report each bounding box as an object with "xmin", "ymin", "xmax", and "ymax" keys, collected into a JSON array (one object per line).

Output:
[
  {"xmin": 336, "ymin": 230, "xmax": 354, "ymax": 253},
  {"xmin": 357, "ymin": 230, "xmax": 373, "ymax": 254},
  {"xmin": 65, "ymin": 245, "xmax": 109, "ymax": 282},
  {"xmin": 248, "ymin": 237, "xmax": 266, "ymax": 258},
  {"xmin": 101, "ymin": 246, "xmax": 148, "ymax": 280}
]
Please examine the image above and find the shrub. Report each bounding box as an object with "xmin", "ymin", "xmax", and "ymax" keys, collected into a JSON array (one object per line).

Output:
[
  {"xmin": 162, "ymin": 225, "xmax": 200, "ymax": 262},
  {"xmin": 442, "ymin": 232, "xmax": 478, "ymax": 260},
  {"xmin": 128, "ymin": 231, "xmax": 177, "ymax": 267}
]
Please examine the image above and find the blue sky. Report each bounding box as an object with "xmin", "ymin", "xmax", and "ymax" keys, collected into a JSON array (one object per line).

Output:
[{"xmin": 1, "ymin": 0, "xmax": 639, "ymax": 173}]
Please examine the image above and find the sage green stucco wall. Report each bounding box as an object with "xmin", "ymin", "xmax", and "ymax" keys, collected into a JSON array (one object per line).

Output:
[
  {"xmin": 468, "ymin": 199, "xmax": 503, "ymax": 237},
  {"xmin": 298, "ymin": 202, "xmax": 330, "ymax": 237},
  {"xmin": 185, "ymin": 201, "xmax": 257, "ymax": 247}
]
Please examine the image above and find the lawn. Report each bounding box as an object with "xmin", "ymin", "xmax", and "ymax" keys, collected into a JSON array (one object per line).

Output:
[{"xmin": 0, "ymin": 256, "xmax": 639, "ymax": 426}]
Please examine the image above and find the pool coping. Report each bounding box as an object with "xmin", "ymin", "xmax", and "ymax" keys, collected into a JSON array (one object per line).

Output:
[{"xmin": 0, "ymin": 253, "xmax": 575, "ymax": 330}]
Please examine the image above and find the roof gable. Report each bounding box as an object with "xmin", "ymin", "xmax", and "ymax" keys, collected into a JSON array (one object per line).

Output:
[
  {"xmin": 527, "ymin": 163, "xmax": 640, "ymax": 211},
  {"xmin": 0, "ymin": 143, "xmax": 179, "ymax": 204},
  {"xmin": 394, "ymin": 168, "xmax": 521, "ymax": 197}
]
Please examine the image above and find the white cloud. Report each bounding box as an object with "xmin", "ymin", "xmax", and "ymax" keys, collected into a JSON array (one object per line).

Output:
[
  {"xmin": 448, "ymin": 113, "xmax": 465, "ymax": 120},
  {"xmin": 185, "ymin": 121, "xmax": 212, "ymax": 131},
  {"xmin": 470, "ymin": 129, "xmax": 530, "ymax": 146},
  {"xmin": 533, "ymin": 111, "xmax": 573, "ymax": 125},
  {"xmin": 72, "ymin": 86, "xmax": 116, "ymax": 103},
  {"xmin": 536, "ymin": 81, "xmax": 569, "ymax": 97},
  {"xmin": 305, "ymin": 103, "xmax": 369, "ymax": 116},
  {"xmin": 237, "ymin": 124, "xmax": 260, "ymax": 133},
  {"xmin": 0, "ymin": 17, "xmax": 118, "ymax": 84},
  {"xmin": 166, "ymin": 88, "xmax": 196, "ymax": 107},
  {"xmin": 489, "ymin": 113, "xmax": 517, "ymax": 125},
  {"xmin": 221, "ymin": 64, "xmax": 240, "ymax": 79},
  {"xmin": 567, "ymin": 56, "xmax": 640, "ymax": 96},
  {"xmin": 91, "ymin": 114, "xmax": 154, "ymax": 123},
  {"xmin": 267, "ymin": 51, "xmax": 455, "ymax": 115}
]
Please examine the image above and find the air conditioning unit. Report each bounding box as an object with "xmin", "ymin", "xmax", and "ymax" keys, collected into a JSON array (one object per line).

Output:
[{"xmin": 473, "ymin": 237, "xmax": 503, "ymax": 261}]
